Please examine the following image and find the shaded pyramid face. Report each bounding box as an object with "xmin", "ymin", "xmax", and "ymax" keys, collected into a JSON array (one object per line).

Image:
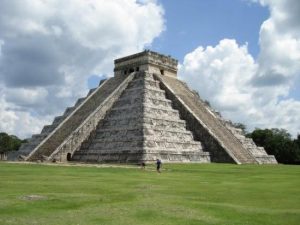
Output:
[{"xmin": 72, "ymin": 72, "xmax": 210, "ymax": 163}]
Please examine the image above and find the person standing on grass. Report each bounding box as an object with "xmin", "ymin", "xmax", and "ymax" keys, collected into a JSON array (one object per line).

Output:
[
  {"xmin": 156, "ymin": 159, "xmax": 162, "ymax": 173},
  {"xmin": 141, "ymin": 161, "xmax": 146, "ymax": 169}
]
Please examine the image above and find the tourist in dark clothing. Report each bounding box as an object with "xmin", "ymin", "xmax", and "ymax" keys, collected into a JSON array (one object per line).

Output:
[
  {"xmin": 156, "ymin": 159, "xmax": 162, "ymax": 173},
  {"xmin": 141, "ymin": 162, "xmax": 146, "ymax": 169}
]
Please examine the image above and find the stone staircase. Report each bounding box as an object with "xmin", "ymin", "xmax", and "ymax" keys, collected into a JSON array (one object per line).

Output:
[
  {"xmin": 15, "ymin": 95, "xmax": 94, "ymax": 159},
  {"xmin": 191, "ymin": 95, "xmax": 277, "ymax": 164},
  {"xmin": 72, "ymin": 72, "xmax": 210, "ymax": 163},
  {"xmin": 23, "ymin": 75, "xmax": 129, "ymax": 161},
  {"xmin": 223, "ymin": 122, "xmax": 277, "ymax": 164},
  {"xmin": 155, "ymin": 74, "xmax": 259, "ymax": 164},
  {"xmin": 14, "ymin": 83, "xmax": 103, "ymax": 160}
]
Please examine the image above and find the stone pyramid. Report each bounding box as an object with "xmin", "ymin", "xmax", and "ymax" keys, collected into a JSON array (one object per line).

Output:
[{"xmin": 10, "ymin": 50, "xmax": 277, "ymax": 164}]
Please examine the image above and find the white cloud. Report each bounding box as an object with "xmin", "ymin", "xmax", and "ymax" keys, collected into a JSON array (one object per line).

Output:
[
  {"xmin": 5, "ymin": 87, "xmax": 48, "ymax": 107},
  {"xmin": 180, "ymin": 39, "xmax": 257, "ymax": 111},
  {"xmin": 180, "ymin": 0, "xmax": 300, "ymax": 136},
  {"xmin": 0, "ymin": 0, "xmax": 164, "ymax": 138},
  {"xmin": 0, "ymin": 88, "xmax": 51, "ymax": 137},
  {"xmin": 254, "ymin": 0, "xmax": 300, "ymax": 87}
]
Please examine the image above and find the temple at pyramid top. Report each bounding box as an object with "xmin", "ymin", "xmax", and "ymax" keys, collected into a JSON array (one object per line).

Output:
[
  {"xmin": 114, "ymin": 50, "xmax": 178, "ymax": 77},
  {"xmin": 8, "ymin": 50, "xmax": 277, "ymax": 164}
]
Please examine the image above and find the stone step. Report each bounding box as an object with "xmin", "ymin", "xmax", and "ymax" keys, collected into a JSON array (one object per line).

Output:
[
  {"xmin": 23, "ymin": 137, "xmax": 43, "ymax": 146},
  {"xmin": 144, "ymin": 105, "xmax": 180, "ymax": 118},
  {"xmin": 72, "ymin": 150, "xmax": 209, "ymax": 163},
  {"xmin": 41, "ymin": 125, "xmax": 55, "ymax": 134},
  {"xmin": 115, "ymin": 96, "xmax": 172, "ymax": 108},
  {"xmin": 75, "ymin": 97, "xmax": 86, "ymax": 107},
  {"xmin": 87, "ymin": 88, "xmax": 97, "ymax": 96},
  {"xmin": 94, "ymin": 126, "xmax": 193, "ymax": 142},
  {"xmin": 255, "ymin": 155, "xmax": 277, "ymax": 164},
  {"xmin": 31, "ymin": 133, "xmax": 48, "ymax": 139},
  {"xmin": 99, "ymin": 79, "xmax": 107, "ymax": 86},
  {"xmin": 63, "ymin": 106, "xmax": 75, "ymax": 116},
  {"xmin": 72, "ymin": 150, "xmax": 145, "ymax": 162},
  {"xmin": 250, "ymin": 149, "xmax": 266, "ymax": 156},
  {"xmin": 100, "ymin": 116, "xmax": 186, "ymax": 130},
  {"xmin": 18, "ymin": 143, "xmax": 39, "ymax": 152},
  {"xmin": 52, "ymin": 115, "xmax": 65, "ymax": 125},
  {"xmin": 96, "ymin": 124, "xmax": 192, "ymax": 136},
  {"xmin": 121, "ymin": 90, "xmax": 167, "ymax": 102},
  {"xmin": 143, "ymin": 117, "xmax": 187, "ymax": 130},
  {"xmin": 79, "ymin": 139, "xmax": 202, "ymax": 153},
  {"xmin": 104, "ymin": 113, "xmax": 183, "ymax": 122},
  {"xmin": 258, "ymin": 146, "xmax": 266, "ymax": 152},
  {"xmin": 109, "ymin": 105, "xmax": 180, "ymax": 119},
  {"xmin": 121, "ymin": 86, "xmax": 166, "ymax": 99},
  {"xmin": 91, "ymin": 128, "xmax": 195, "ymax": 143},
  {"xmin": 144, "ymin": 140, "xmax": 202, "ymax": 150}
]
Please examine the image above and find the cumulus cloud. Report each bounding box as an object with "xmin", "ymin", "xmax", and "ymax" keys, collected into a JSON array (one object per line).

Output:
[
  {"xmin": 180, "ymin": 39, "xmax": 257, "ymax": 111},
  {"xmin": 254, "ymin": 0, "xmax": 300, "ymax": 91},
  {"xmin": 180, "ymin": 0, "xmax": 300, "ymax": 136},
  {"xmin": 0, "ymin": 0, "xmax": 164, "ymax": 138},
  {"xmin": 0, "ymin": 87, "xmax": 52, "ymax": 137}
]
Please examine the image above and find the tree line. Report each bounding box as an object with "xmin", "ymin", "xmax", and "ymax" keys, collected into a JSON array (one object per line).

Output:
[
  {"xmin": 0, "ymin": 132, "xmax": 27, "ymax": 154},
  {"xmin": 233, "ymin": 123, "xmax": 300, "ymax": 164},
  {"xmin": 246, "ymin": 128, "xmax": 300, "ymax": 165}
]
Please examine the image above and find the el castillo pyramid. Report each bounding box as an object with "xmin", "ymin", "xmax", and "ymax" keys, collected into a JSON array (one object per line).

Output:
[{"xmin": 10, "ymin": 50, "xmax": 277, "ymax": 164}]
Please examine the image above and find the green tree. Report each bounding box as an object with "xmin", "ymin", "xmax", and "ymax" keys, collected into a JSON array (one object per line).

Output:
[
  {"xmin": 0, "ymin": 132, "xmax": 24, "ymax": 153},
  {"xmin": 248, "ymin": 128, "xmax": 300, "ymax": 164}
]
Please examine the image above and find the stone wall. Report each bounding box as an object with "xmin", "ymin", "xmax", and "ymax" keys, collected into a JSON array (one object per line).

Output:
[{"xmin": 114, "ymin": 50, "xmax": 177, "ymax": 77}]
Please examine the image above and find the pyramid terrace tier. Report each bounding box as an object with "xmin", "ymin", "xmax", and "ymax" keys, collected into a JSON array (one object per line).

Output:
[
  {"xmin": 115, "ymin": 96, "xmax": 173, "ymax": 108},
  {"xmin": 91, "ymin": 127, "xmax": 196, "ymax": 142},
  {"xmin": 99, "ymin": 116, "xmax": 187, "ymax": 131},
  {"xmin": 80, "ymin": 139, "xmax": 202, "ymax": 151},
  {"xmin": 121, "ymin": 86, "xmax": 166, "ymax": 99},
  {"xmin": 72, "ymin": 149, "xmax": 209, "ymax": 163},
  {"xmin": 76, "ymin": 147, "xmax": 204, "ymax": 155},
  {"xmin": 108, "ymin": 105, "xmax": 181, "ymax": 119}
]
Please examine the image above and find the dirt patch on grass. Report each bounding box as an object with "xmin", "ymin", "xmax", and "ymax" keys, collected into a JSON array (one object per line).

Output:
[{"xmin": 20, "ymin": 195, "xmax": 47, "ymax": 201}]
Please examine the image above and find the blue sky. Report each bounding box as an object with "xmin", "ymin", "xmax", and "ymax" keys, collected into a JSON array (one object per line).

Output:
[
  {"xmin": 153, "ymin": 0, "xmax": 269, "ymax": 59},
  {"xmin": 0, "ymin": 0, "xmax": 299, "ymax": 137},
  {"xmin": 89, "ymin": 0, "xmax": 270, "ymax": 90}
]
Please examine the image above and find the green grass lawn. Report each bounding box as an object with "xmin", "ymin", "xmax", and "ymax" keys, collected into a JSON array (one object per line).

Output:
[{"xmin": 0, "ymin": 162, "xmax": 299, "ymax": 225}]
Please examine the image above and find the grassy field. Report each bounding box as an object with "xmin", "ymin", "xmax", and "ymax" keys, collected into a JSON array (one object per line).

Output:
[{"xmin": 0, "ymin": 162, "xmax": 299, "ymax": 225}]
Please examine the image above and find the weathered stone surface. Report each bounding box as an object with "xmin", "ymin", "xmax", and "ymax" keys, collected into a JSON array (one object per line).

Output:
[
  {"xmin": 49, "ymin": 73, "xmax": 135, "ymax": 161},
  {"xmin": 154, "ymin": 73, "xmax": 276, "ymax": 164},
  {"xmin": 14, "ymin": 75, "xmax": 130, "ymax": 161},
  {"xmin": 12, "ymin": 50, "xmax": 276, "ymax": 164},
  {"xmin": 72, "ymin": 71, "xmax": 209, "ymax": 163}
]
